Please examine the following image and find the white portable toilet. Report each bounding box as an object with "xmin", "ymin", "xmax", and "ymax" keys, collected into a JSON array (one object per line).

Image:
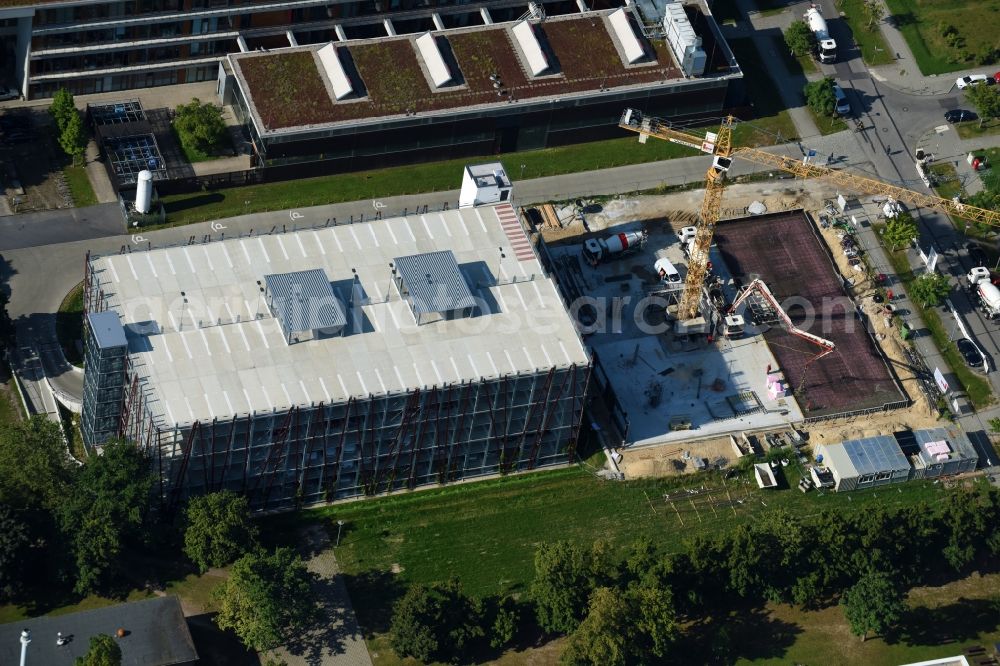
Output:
[{"xmin": 135, "ymin": 170, "xmax": 153, "ymax": 214}]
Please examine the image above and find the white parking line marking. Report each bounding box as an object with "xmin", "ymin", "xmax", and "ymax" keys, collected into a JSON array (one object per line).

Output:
[{"xmin": 216, "ymin": 326, "xmax": 231, "ymax": 354}]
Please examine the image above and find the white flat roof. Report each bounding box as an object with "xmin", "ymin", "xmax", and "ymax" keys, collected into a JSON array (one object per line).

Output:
[
  {"xmin": 91, "ymin": 204, "xmax": 589, "ymax": 429},
  {"xmin": 608, "ymin": 8, "xmax": 645, "ymax": 64},
  {"xmin": 512, "ymin": 20, "xmax": 549, "ymax": 76},
  {"xmin": 317, "ymin": 42, "xmax": 353, "ymax": 100},
  {"xmin": 415, "ymin": 32, "xmax": 452, "ymax": 88}
]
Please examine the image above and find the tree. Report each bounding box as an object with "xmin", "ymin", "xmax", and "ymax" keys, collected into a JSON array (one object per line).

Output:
[
  {"xmin": 390, "ymin": 580, "xmax": 483, "ymax": 661},
  {"xmin": 214, "ymin": 547, "xmax": 317, "ymax": 651},
  {"xmin": 0, "ymin": 416, "xmax": 74, "ymax": 511},
  {"xmin": 966, "ymin": 85, "xmax": 1000, "ymax": 129},
  {"xmin": 0, "ymin": 505, "xmax": 29, "ymax": 600},
  {"xmin": 58, "ymin": 439, "xmax": 153, "ymax": 595},
  {"xmin": 75, "ymin": 633, "xmax": 121, "ymax": 666},
  {"xmin": 910, "ymin": 271, "xmax": 951, "ymax": 307},
  {"xmin": 531, "ymin": 541, "xmax": 610, "ymax": 634},
  {"xmin": 183, "ymin": 491, "xmax": 258, "ymax": 572},
  {"xmin": 863, "ymin": 0, "xmax": 884, "ymax": 30},
  {"xmin": 841, "ymin": 570, "xmax": 905, "ymax": 641},
  {"xmin": 388, "ymin": 579, "xmax": 484, "ymax": 662},
  {"xmin": 804, "ymin": 78, "xmax": 837, "ymax": 118},
  {"xmin": 784, "ymin": 20, "xmax": 816, "ymax": 57},
  {"xmin": 489, "ymin": 596, "xmax": 519, "ymax": 650},
  {"xmin": 173, "ymin": 98, "xmax": 227, "ymax": 157},
  {"xmin": 58, "ymin": 110, "xmax": 88, "ymax": 166},
  {"xmin": 49, "ymin": 88, "xmax": 76, "ymax": 133},
  {"xmin": 561, "ymin": 587, "xmax": 631, "ymax": 666},
  {"xmin": 882, "ymin": 212, "xmax": 918, "ymax": 251},
  {"xmin": 989, "ymin": 417, "xmax": 1000, "ymax": 433},
  {"xmin": 561, "ymin": 585, "xmax": 678, "ymax": 665}
]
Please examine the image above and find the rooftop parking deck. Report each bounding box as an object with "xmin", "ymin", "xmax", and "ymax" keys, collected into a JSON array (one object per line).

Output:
[{"xmin": 88, "ymin": 203, "xmax": 589, "ymax": 429}]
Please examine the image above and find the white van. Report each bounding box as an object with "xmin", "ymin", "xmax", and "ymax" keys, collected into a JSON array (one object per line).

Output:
[
  {"xmin": 833, "ymin": 84, "xmax": 851, "ymax": 116},
  {"xmin": 654, "ymin": 257, "xmax": 682, "ymax": 284}
]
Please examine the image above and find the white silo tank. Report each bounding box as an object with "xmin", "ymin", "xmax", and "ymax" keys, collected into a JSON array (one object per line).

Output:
[{"xmin": 135, "ymin": 170, "xmax": 153, "ymax": 214}]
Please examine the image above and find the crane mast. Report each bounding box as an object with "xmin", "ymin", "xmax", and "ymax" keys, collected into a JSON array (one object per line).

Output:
[{"xmin": 618, "ymin": 108, "xmax": 1000, "ymax": 322}]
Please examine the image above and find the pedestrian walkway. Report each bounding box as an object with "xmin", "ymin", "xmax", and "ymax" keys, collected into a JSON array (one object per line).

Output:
[
  {"xmin": 265, "ymin": 525, "xmax": 373, "ymax": 666},
  {"xmin": 84, "ymin": 138, "xmax": 117, "ymax": 204}
]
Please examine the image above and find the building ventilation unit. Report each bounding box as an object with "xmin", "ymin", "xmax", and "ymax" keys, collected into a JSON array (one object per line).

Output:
[
  {"xmin": 264, "ymin": 269, "xmax": 347, "ymax": 343},
  {"xmin": 662, "ymin": 2, "xmax": 706, "ymax": 76},
  {"xmin": 392, "ymin": 250, "xmax": 477, "ymax": 325}
]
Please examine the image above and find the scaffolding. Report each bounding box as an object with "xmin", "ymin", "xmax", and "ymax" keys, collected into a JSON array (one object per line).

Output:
[{"xmin": 115, "ymin": 353, "xmax": 589, "ymax": 512}]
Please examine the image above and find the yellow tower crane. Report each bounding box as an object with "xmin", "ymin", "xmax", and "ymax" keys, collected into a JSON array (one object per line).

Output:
[{"xmin": 618, "ymin": 109, "xmax": 1000, "ymax": 321}]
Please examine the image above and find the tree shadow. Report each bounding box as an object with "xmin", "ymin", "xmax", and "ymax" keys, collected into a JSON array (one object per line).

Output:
[
  {"xmin": 892, "ymin": 598, "xmax": 1000, "ymax": 647},
  {"xmin": 340, "ymin": 569, "xmax": 406, "ymax": 636},
  {"xmin": 188, "ymin": 612, "xmax": 262, "ymax": 666},
  {"xmin": 281, "ymin": 569, "xmax": 362, "ymax": 665},
  {"xmin": 676, "ymin": 605, "xmax": 803, "ymax": 665}
]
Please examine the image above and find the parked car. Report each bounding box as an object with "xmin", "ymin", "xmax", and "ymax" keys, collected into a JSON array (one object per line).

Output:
[
  {"xmin": 957, "ymin": 338, "xmax": 986, "ymax": 369},
  {"xmin": 956, "ymin": 74, "xmax": 989, "ymax": 89},
  {"xmin": 945, "ymin": 109, "xmax": 978, "ymax": 123},
  {"xmin": 995, "ymin": 71, "xmax": 1000, "ymax": 84},
  {"xmin": 967, "ymin": 242, "xmax": 989, "ymax": 268},
  {"xmin": 0, "ymin": 86, "xmax": 18, "ymax": 102},
  {"xmin": 833, "ymin": 83, "xmax": 851, "ymax": 116}
]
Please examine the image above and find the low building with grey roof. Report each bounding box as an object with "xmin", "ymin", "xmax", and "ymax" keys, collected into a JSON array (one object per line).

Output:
[
  {"xmin": 81, "ymin": 193, "xmax": 590, "ymax": 511},
  {"xmin": 0, "ymin": 596, "xmax": 197, "ymax": 666}
]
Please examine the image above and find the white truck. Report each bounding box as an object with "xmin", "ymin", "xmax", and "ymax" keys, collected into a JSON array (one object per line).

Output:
[
  {"xmin": 582, "ymin": 229, "xmax": 647, "ymax": 266},
  {"xmin": 968, "ymin": 267, "xmax": 1000, "ymax": 319},
  {"xmin": 805, "ymin": 6, "xmax": 837, "ymax": 63}
]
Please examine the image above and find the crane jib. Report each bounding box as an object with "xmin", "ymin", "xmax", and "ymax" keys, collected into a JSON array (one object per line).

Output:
[{"xmin": 667, "ymin": 137, "xmax": 704, "ymax": 151}]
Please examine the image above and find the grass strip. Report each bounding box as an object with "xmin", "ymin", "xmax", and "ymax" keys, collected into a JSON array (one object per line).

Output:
[{"xmin": 63, "ymin": 166, "xmax": 97, "ymax": 208}]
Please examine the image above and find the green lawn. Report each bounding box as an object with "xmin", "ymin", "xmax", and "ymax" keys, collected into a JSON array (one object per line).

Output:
[
  {"xmin": 979, "ymin": 147, "xmax": 1000, "ymax": 194},
  {"xmin": 63, "ymin": 165, "xmax": 97, "ymax": 208},
  {"xmin": 162, "ymin": 108, "xmax": 794, "ymax": 227},
  {"xmin": 807, "ymin": 107, "xmax": 850, "ymax": 135},
  {"xmin": 736, "ymin": 573, "xmax": 1000, "ymax": 665},
  {"xmin": 772, "ymin": 35, "xmax": 818, "ymax": 76},
  {"xmin": 56, "ymin": 282, "xmax": 84, "ymax": 367},
  {"xmin": 928, "ymin": 162, "xmax": 964, "ymax": 200},
  {"xmin": 956, "ymin": 118, "xmax": 1000, "ymax": 140},
  {"xmin": 883, "ymin": 0, "xmax": 1000, "ymax": 75},
  {"xmin": 0, "ymin": 378, "xmax": 23, "ymax": 425},
  {"xmin": 835, "ymin": 0, "xmax": 894, "ymax": 65},
  {"xmin": 299, "ymin": 466, "xmax": 945, "ymax": 601},
  {"xmin": 0, "ymin": 588, "xmax": 155, "ymax": 625},
  {"xmin": 881, "ymin": 238, "xmax": 993, "ymax": 407}
]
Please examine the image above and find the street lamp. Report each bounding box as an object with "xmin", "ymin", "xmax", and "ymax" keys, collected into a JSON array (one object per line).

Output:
[
  {"xmin": 336, "ymin": 520, "xmax": 345, "ymax": 547},
  {"xmin": 19, "ymin": 629, "xmax": 30, "ymax": 666}
]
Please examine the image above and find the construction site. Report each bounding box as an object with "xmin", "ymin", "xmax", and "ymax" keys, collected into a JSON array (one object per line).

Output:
[{"xmin": 531, "ymin": 109, "xmax": 1000, "ymax": 477}]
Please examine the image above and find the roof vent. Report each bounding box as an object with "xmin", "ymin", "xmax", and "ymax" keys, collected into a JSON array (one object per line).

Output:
[{"xmin": 392, "ymin": 250, "xmax": 477, "ymax": 325}]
